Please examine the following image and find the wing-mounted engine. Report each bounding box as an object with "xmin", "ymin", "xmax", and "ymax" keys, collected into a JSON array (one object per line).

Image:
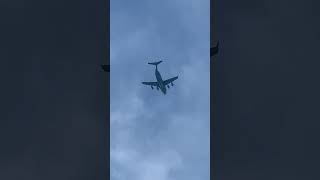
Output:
[
  {"xmin": 151, "ymin": 85, "xmax": 154, "ymax": 89},
  {"xmin": 171, "ymin": 82, "xmax": 174, "ymax": 86},
  {"xmin": 156, "ymin": 86, "xmax": 159, "ymax": 90}
]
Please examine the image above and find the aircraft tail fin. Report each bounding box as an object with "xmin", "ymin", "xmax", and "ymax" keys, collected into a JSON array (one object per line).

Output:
[{"xmin": 148, "ymin": 61, "xmax": 162, "ymax": 66}]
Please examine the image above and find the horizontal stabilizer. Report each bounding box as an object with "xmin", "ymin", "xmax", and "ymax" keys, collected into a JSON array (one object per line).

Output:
[{"xmin": 148, "ymin": 61, "xmax": 162, "ymax": 66}]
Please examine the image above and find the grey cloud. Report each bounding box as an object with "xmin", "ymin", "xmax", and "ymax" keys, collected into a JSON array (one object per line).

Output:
[{"xmin": 111, "ymin": 0, "xmax": 210, "ymax": 179}]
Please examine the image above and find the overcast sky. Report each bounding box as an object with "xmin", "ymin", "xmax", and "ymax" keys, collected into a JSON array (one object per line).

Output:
[{"xmin": 110, "ymin": 0, "xmax": 210, "ymax": 179}]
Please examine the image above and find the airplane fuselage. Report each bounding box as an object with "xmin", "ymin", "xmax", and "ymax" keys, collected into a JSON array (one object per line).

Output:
[{"xmin": 155, "ymin": 68, "xmax": 167, "ymax": 94}]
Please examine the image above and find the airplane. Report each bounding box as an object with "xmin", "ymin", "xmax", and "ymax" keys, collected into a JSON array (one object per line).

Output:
[
  {"xmin": 142, "ymin": 61, "xmax": 178, "ymax": 95},
  {"xmin": 211, "ymin": 41, "xmax": 219, "ymax": 57},
  {"xmin": 101, "ymin": 65, "xmax": 110, "ymax": 72}
]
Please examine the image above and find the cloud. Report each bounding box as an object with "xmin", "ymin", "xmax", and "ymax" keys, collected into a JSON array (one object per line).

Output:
[
  {"xmin": 111, "ymin": 147, "xmax": 183, "ymax": 180},
  {"xmin": 110, "ymin": 0, "xmax": 210, "ymax": 179}
]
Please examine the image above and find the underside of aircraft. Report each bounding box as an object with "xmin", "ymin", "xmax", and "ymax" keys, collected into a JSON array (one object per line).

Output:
[{"xmin": 142, "ymin": 61, "xmax": 178, "ymax": 95}]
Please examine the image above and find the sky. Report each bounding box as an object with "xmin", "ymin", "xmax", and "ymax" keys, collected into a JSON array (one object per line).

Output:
[
  {"xmin": 3, "ymin": 0, "xmax": 320, "ymax": 179},
  {"xmin": 110, "ymin": 0, "xmax": 210, "ymax": 180}
]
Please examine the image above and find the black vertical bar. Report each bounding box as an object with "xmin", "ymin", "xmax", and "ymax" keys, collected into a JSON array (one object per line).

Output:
[
  {"xmin": 105, "ymin": 0, "xmax": 110, "ymax": 179},
  {"xmin": 210, "ymin": 0, "xmax": 217, "ymax": 179}
]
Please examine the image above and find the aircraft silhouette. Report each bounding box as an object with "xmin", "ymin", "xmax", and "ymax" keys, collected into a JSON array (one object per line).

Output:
[
  {"xmin": 101, "ymin": 65, "xmax": 110, "ymax": 72},
  {"xmin": 142, "ymin": 61, "xmax": 178, "ymax": 95},
  {"xmin": 211, "ymin": 41, "xmax": 219, "ymax": 57}
]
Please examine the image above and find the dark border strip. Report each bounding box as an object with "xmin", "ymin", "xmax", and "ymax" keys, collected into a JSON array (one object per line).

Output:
[
  {"xmin": 210, "ymin": 0, "xmax": 217, "ymax": 179},
  {"xmin": 105, "ymin": 0, "xmax": 110, "ymax": 178}
]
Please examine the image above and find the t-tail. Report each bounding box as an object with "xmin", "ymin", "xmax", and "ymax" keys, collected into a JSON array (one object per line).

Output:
[{"xmin": 148, "ymin": 61, "xmax": 162, "ymax": 67}]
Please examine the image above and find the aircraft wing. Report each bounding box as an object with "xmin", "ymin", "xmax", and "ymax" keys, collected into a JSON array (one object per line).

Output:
[
  {"xmin": 142, "ymin": 81, "xmax": 159, "ymax": 86},
  {"xmin": 163, "ymin": 76, "xmax": 178, "ymax": 86},
  {"xmin": 211, "ymin": 41, "xmax": 219, "ymax": 57},
  {"xmin": 101, "ymin": 65, "xmax": 110, "ymax": 72}
]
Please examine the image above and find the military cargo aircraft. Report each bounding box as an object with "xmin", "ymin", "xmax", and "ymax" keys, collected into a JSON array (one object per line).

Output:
[{"xmin": 142, "ymin": 61, "xmax": 178, "ymax": 95}]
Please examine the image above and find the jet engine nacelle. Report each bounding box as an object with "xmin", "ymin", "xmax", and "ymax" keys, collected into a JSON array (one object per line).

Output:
[
  {"xmin": 156, "ymin": 86, "xmax": 159, "ymax": 90},
  {"xmin": 171, "ymin": 82, "xmax": 174, "ymax": 86},
  {"xmin": 167, "ymin": 85, "xmax": 170, "ymax": 88},
  {"xmin": 151, "ymin": 86, "xmax": 154, "ymax": 89}
]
